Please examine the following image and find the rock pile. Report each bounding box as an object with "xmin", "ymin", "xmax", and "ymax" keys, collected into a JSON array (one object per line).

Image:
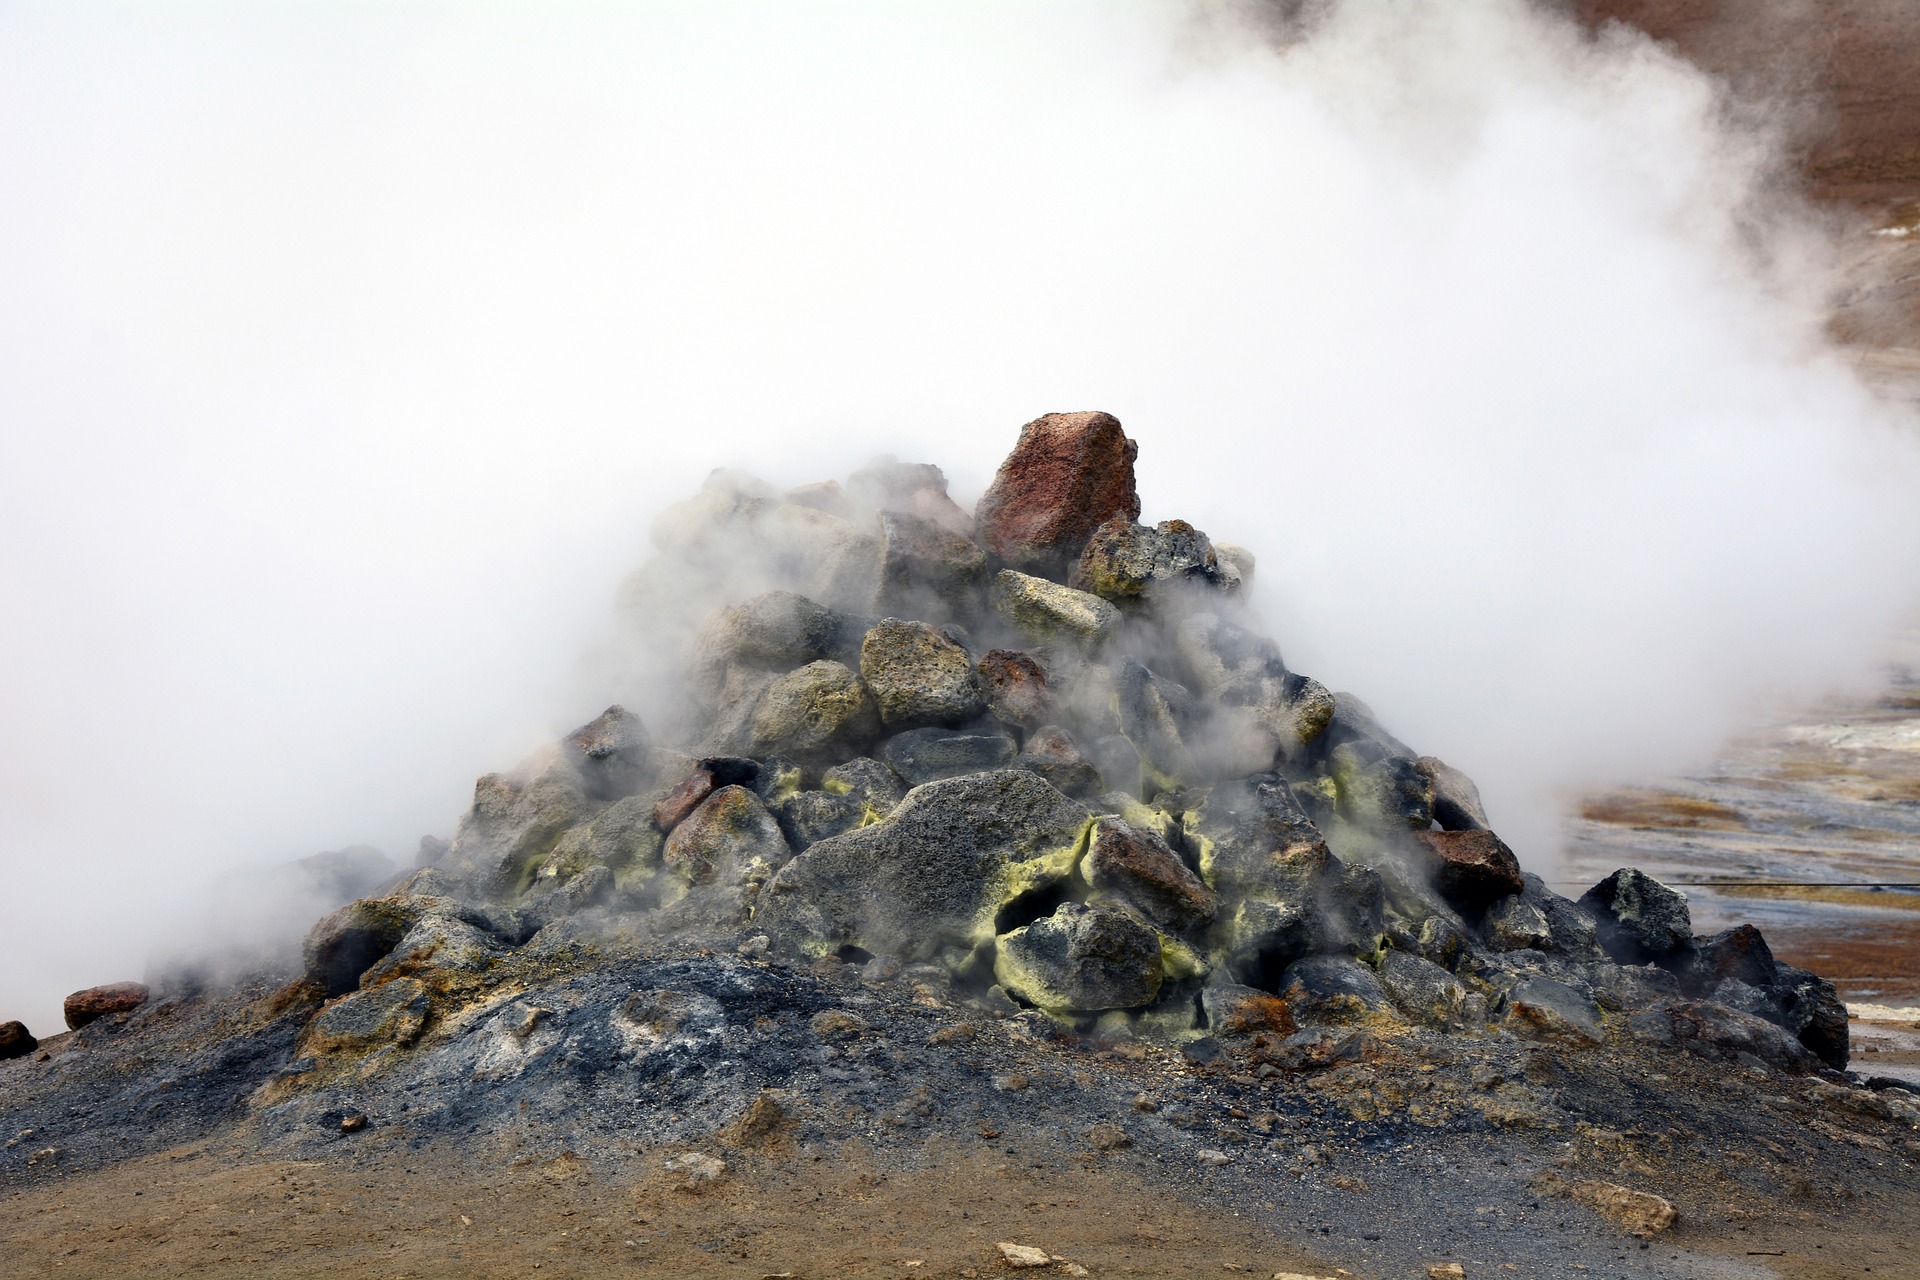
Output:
[{"xmin": 291, "ymin": 411, "xmax": 1847, "ymax": 1074}]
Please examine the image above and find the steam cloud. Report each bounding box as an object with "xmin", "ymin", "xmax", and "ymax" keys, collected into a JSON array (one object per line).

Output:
[{"xmin": 3, "ymin": 1, "xmax": 1918, "ymax": 1032}]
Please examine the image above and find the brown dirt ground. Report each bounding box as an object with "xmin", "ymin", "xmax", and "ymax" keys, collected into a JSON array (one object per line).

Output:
[{"xmin": 1, "ymin": 1138, "xmax": 1342, "ymax": 1280}]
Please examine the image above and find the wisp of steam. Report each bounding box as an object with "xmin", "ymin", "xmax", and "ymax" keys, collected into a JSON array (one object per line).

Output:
[{"xmin": 2, "ymin": 0, "xmax": 1917, "ymax": 1032}]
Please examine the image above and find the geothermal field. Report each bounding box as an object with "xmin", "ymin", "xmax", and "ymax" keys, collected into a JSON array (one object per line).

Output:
[{"xmin": 5, "ymin": 3, "xmax": 1920, "ymax": 1279}]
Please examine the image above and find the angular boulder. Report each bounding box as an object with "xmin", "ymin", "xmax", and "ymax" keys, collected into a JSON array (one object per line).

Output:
[
  {"xmin": 689, "ymin": 590, "xmax": 855, "ymax": 697},
  {"xmin": 990, "ymin": 571, "xmax": 1121, "ymax": 653},
  {"xmin": 745, "ymin": 659, "xmax": 880, "ymax": 764},
  {"xmin": 445, "ymin": 762, "xmax": 589, "ymax": 899},
  {"xmin": 1417, "ymin": 756, "xmax": 1491, "ymax": 831},
  {"xmin": 63, "ymin": 982, "xmax": 150, "ymax": 1031},
  {"xmin": 994, "ymin": 902, "xmax": 1164, "ymax": 1013},
  {"xmin": 1580, "ymin": 868, "xmax": 1692, "ymax": 964},
  {"xmin": 874, "ymin": 510, "xmax": 987, "ymax": 621},
  {"xmin": 1507, "ymin": 978, "xmax": 1605, "ymax": 1045},
  {"xmin": 878, "ymin": 726, "xmax": 1017, "ymax": 785},
  {"xmin": 307, "ymin": 976, "xmax": 432, "ymax": 1054},
  {"xmin": 1071, "ymin": 517, "xmax": 1236, "ymax": 602},
  {"xmin": 1183, "ymin": 774, "xmax": 1329, "ymax": 901},
  {"xmin": 1376, "ymin": 949, "xmax": 1470, "ymax": 1027},
  {"xmin": 859, "ymin": 619, "xmax": 982, "ymax": 727},
  {"xmin": 1114, "ymin": 659, "xmax": 1199, "ymax": 791},
  {"xmin": 1412, "ymin": 829, "xmax": 1525, "ymax": 912},
  {"xmin": 974, "ymin": 411, "xmax": 1140, "ymax": 576},
  {"xmin": 977, "ymin": 648, "xmax": 1055, "ymax": 729},
  {"xmin": 1330, "ymin": 743, "xmax": 1434, "ymax": 830},
  {"xmin": 1013, "ymin": 725, "xmax": 1104, "ymax": 799},
  {"xmin": 662, "ymin": 785, "xmax": 790, "ymax": 885},
  {"xmin": 1276, "ymin": 956, "xmax": 1391, "ymax": 1024},
  {"xmin": 821, "ymin": 756, "xmax": 908, "ymax": 812},
  {"xmin": 561, "ymin": 704, "xmax": 653, "ymax": 802},
  {"xmin": 756, "ymin": 770, "xmax": 1093, "ymax": 960},
  {"xmin": 846, "ymin": 458, "xmax": 973, "ymax": 535},
  {"xmin": 1080, "ymin": 815, "xmax": 1217, "ymax": 934},
  {"xmin": 1200, "ymin": 982, "xmax": 1296, "ymax": 1039},
  {"xmin": 1629, "ymin": 999, "xmax": 1819, "ymax": 1074},
  {"xmin": 773, "ymin": 789, "xmax": 868, "ymax": 848}
]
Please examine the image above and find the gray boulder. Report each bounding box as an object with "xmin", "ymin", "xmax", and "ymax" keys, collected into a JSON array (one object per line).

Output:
[
  {"xmin": 1377, "ymin": 950, "xmax": 1471, "ymax": 1027},
  {"xmin": 878, "ymin": 726, "xmax": 1017, "ymax": 785},
  {"xmin": 1079, "ymin": 815, "xmax": 1216, "ymax": 934},
  {"xmin": 1183, "ymin": 774, "xmax": 1328, "ymax": 901},
  {"xmin": 1114, "ymin": 659, "xmax": 1199, "ymax": 791},
  {"xmin": 821, "ymin": 756, "xmax": 908, "ymax": 812},
  {"xmin": 874, "ymin": 510, "xmax": 987, "ymax": 622},
  {"xmin": 1013, "ymin": 725, "xmax": 1104, "ymax": 798},
  {"xmin": 1507, "ymin": 977, "xmax": 1605, "ymax": 1045},
  {"xmin": 444, "ymin": 762, "xmax": 590, "ymax": 899},
  {"xmin": 755, "ymin": 770, "xmax": 1092, "ymax": 961},
  {"xmin": 773, "ymin": 789, "xmax": 868, "ymax": 849},
  {"xmin": 994, "ymin": 902, "xmax": 1164, "ymax": 1013},
  {"xmin": 1330, "ymin": 742, "xmax": 1434, "ymax": 830},
  {"xmin": 561, "ymin": 705, "xmax": 654, "ymax": 801},
  {"xmin": 1417, "ymin": 756, "xmax": 1491, "ymax": 831},
  {"xmin": 859, "ymin": 619, "xmax": 982, "ymax": 727},
  {"xmin": 745, "ymin": 659, "xmax": 880, "ymax": 765},
  {"xmin": 1070, "ymin": 517, "xmax": 1235, "ymax": 602},
  {"xmin": 1629, "ymin": 1000, "xmax": 1819, "ymax": 1074},
  {"xmin": 1276, "ymin": 955, "xmax": 1391, "ymax": 1025}
]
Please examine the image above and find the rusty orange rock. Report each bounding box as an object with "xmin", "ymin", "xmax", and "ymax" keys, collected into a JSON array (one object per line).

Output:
[
  {"xmin": 63, "ymin": 982, "xmax": 149, "ymax": 1031},
  {"xmin": 974, "ymin": 412, "xmax": 1140, "ymax": 576}
]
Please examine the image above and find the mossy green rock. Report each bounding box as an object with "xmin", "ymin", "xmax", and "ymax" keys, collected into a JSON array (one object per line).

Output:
[
  {"xmin": 994, "ymin": 901, "xmax": 1163, "ymax": 1013},
  {"xmin": 756, "ymin": 769, "xmax": 1093, "ymax": 961},
  {"xmin": 746, "ymin": 660, "xmax": 880, "ymax": 764}
]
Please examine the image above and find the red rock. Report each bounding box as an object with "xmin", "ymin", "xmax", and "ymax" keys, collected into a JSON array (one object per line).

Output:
[
  {"xmin": 1412, "ymin": 829, "xmax": 1524, "ymax": 910},
  {"xmin": 654, "ymin": 768, "xmax": 715, "ymax": 832},
  {"xmin": 0, "ymin": 1020, "xmax": 38, "ymax": 1059},
  {"xmin": 63, "ymin": 982, "xmax": 149, "ymax": 1031},
  {"xmin": 977, "ymin": 649, "xmax": 1054, "ymax": 728},
  {"xmin": 974, "ymin": 412, "xmax": 1140, "ymax": 576}
]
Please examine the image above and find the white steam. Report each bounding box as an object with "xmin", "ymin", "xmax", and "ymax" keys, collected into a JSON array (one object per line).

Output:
[{"xmin": 2, "ymin": 1, "xmax": 1917, "ymax": 1032}]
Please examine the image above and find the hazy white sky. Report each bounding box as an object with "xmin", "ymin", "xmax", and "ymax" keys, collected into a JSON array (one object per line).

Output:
[{"xmin": 3, "ymin": 1, "xmax": 1918, "ymax": 1033}]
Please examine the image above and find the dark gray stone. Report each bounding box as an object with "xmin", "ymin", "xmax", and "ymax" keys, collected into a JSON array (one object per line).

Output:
[
  {"xmin": 1416, "ymin": 756, "xmax": 1490, "ymax": 831},
  {"xmin": 1013, "ymin": 725, "xmax": 1104, "ymax": 798},
  {"xmin": 1580, "ymin": 868, "xmax": 1692, "ymax": 964},
  {"xmin": 821, "ymin": 756, "xmax": 908, "ymax": 812},
  {"xmin": 993, "ymin": 902, "xmax": 1163, "ymax": 1013},
  {"xmin": 1377, "ymin": 950, "xmax": 1470, "ymax": 1027},
  {"xmin": 774, "ymin": 789, "xmax": 868, "ymax": 849},
  {"xmin": 1276, "ymin": 955, "xmax": 1391, "ymax": 1024},
  {"xmin": 1507, "ymin": 977, "xmax": 1605, "ymax": 1045},
  {"xmin": 878, "ymin": 727, "xmax": 1018, "ymax": 785}
]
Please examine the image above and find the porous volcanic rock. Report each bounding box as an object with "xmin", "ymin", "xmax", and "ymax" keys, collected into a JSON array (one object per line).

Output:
[
  {"xmin": 1080, "ymin": 815, "xmax": 1216, "ymax": 933},
  {"xmin": 977, "ymin": 648, "xmax": 1055, "ymax": 729},
  {"xmin": 860, "ymin": 618, "xmax": 982, "ymax": 727},
  {"xmin": 974, "ymin": 410, "xmax": 1140, "ymax": 576},
  {"xmin": 756, "ymin": 769, "xmax": 1092, "ymax": 961},
  {"xmin": 63, "ymin": 982, "xmax": 149, "ymax": 1031}
]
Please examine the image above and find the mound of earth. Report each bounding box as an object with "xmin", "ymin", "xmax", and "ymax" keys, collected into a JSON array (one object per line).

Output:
[{"xmin": 5, "ymin": 411, "xmax": 1918, "ymax": 1277}]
